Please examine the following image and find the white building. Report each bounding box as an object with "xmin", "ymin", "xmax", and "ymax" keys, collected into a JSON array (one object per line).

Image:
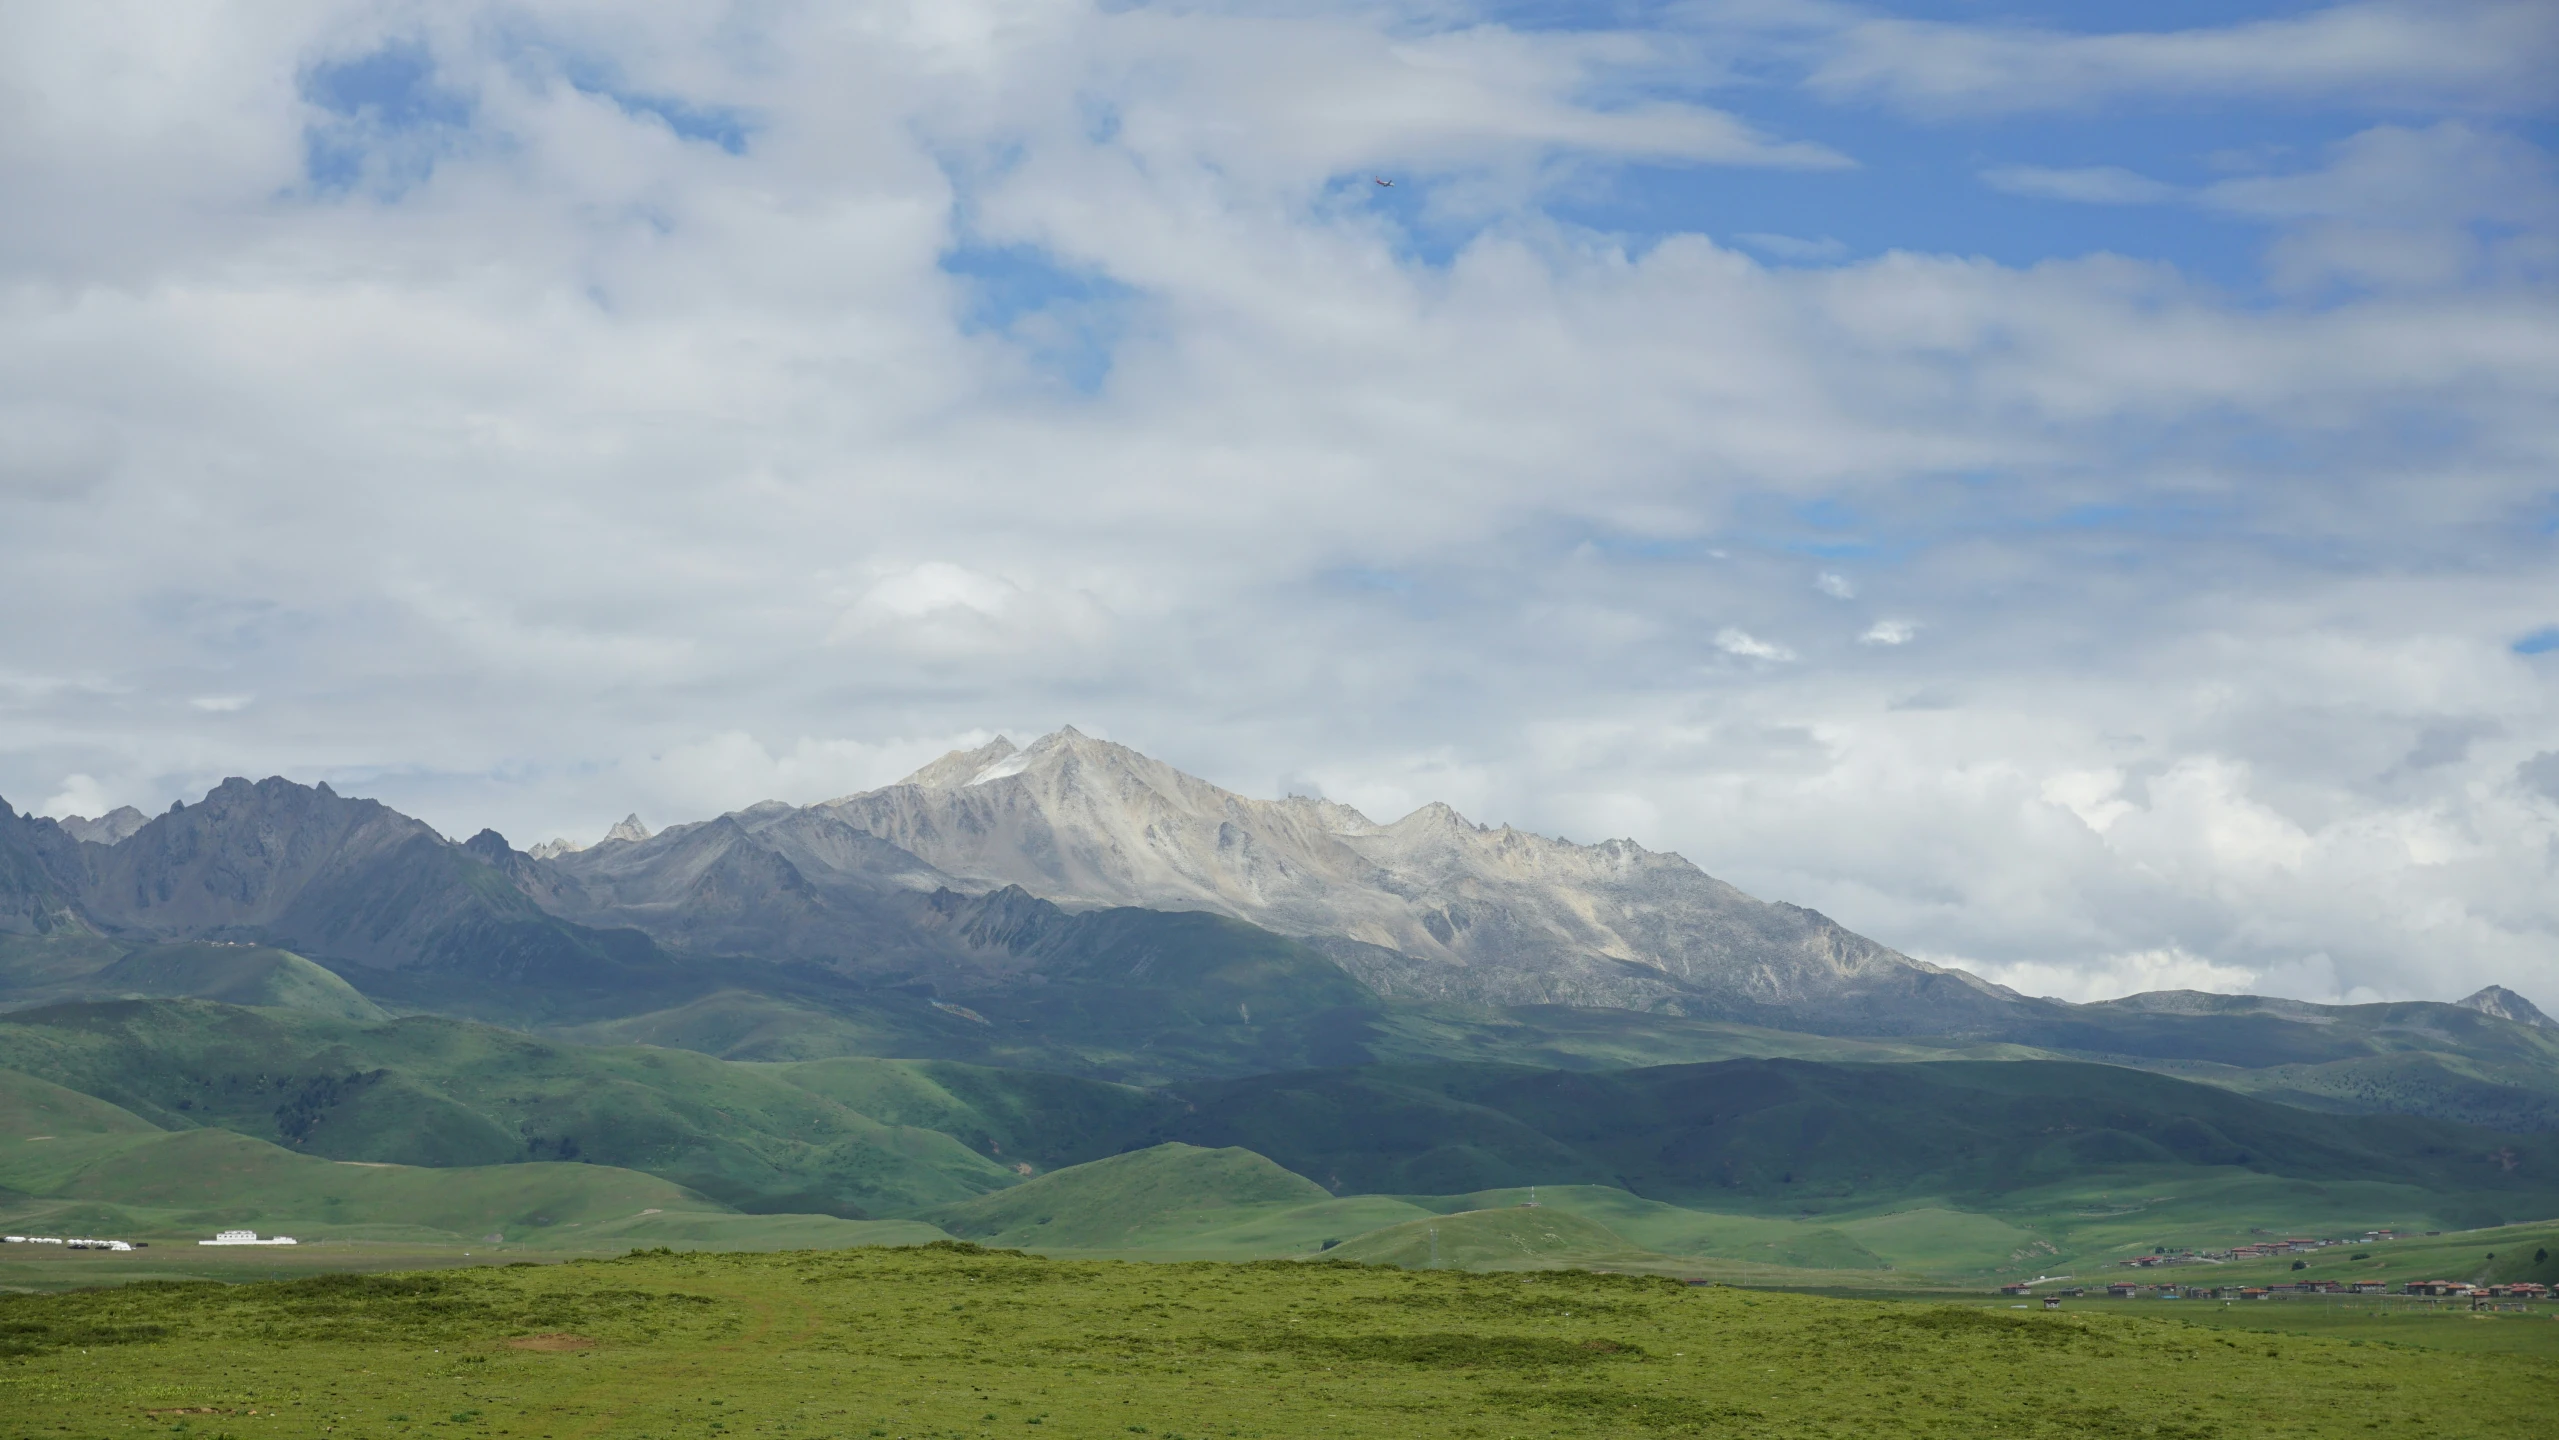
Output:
[{"xmin": 199, "ymin": 1229, "xmax": 297, "ymax": 1246}]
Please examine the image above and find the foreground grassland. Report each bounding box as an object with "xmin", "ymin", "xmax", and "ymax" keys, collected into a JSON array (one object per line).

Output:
[{"xmin": 6, "ymin": 1245, "xmax": 2554, "ymax": 1440}]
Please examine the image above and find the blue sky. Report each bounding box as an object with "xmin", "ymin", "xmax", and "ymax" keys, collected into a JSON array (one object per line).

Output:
[{"xmin": 0, "ymin": 0, "xmax": 2554, "ymax": 1006}]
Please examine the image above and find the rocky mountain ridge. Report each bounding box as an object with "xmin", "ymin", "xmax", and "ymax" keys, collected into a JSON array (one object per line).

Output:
[
  {"xmin": 802, "ymin": 728, "xmax": 2015, "ymax": 1026},
  {"xmin": 2461, "ymin": 985, "xmax": 2556, "ymax": 1029},
  {"xmin": 3, "ymin": 741, "xmax": 2548, "ymax": 1052}
]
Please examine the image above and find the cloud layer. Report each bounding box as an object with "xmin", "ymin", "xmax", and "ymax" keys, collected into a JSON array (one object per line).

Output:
[{"xmin": 2, "ymin": 1, "xmax": 2555, "ymax": 1007}]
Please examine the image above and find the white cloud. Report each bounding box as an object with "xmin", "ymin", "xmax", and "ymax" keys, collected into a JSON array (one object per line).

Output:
[
  {"xmin": 188, "ymin": 695, "xmax": 252, "ymax": 713},
  {"xmin": 833, "ymin": 563, "xmax": 1113, "ymax": 658},
  {"xmin": 2039, "ymin": 768, "xmax": 2134, "ymax": 834},
  {"xmin": 1810, "ymin": 1, "xmax": 2559, "ymax": 115},
  {"xmin": 1980, "ymin": 165, "xmax": 2180, "ymax": 206},
  {"xmin": 1814, "ymin": 571, "xmax": 1856, "ymax": 599},
  {"xmin": 2201, "ymin": 122, "xmax": 2559, "ymax": 293},
  {"xmin": 1978, "ymin": 122, "xmax": 2557, "ymax": 292},
  {"xmin": 0, "ymin": 1, "xmax": 2552, "ymax": 1011},
  {"xmin": 2201, "ymin": 121, "xmax": 2559, "ymax": 225},
  {"xmin": 1968, "ymin": 947, "xmax": 2264, "ymax": 1005},
  {"xmin": 1714, "ymin": 628, "xmax": 1796, "ymax": 662},
  {"xmin": 849, "ymin": 563, "xmax": 1023, "ymax": 624},
  {"xmin": 35, "ymin": 773, "xmax": 112, "ymax": 820}
]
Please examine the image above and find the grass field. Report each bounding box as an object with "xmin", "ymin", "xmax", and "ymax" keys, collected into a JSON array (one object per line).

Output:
[
  {"xmin": 3, "ymin": 1242, "xmax": 2553, "ymax": 1439},
  {"xmin": 2054, "ymin": 1299, "xmax": 2559, "ymax": 1358},
  {"xmin": 0, "ymin": 1241, "xmax": 541, "ymax": 1294}
]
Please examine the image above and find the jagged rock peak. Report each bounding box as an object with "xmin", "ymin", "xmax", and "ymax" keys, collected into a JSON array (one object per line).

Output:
[
  {"xmin": 527, "ymin": 838, "xmax": 582, "ymax": 860},
  {"xmin": 57, "ymin": 806, "xmax": 149, "ymax": 846},
  {"xmin": 604, "ymin": 814, "xmax": 652, "ymax": 845},
  {"xmin": 897, "ymin": 736, "xmax": 1020, "ymax": 790},
  {"xmin": 1389, "ymin": 800, "xmax": 1484, "ymax": 833},
  {"xmin": 2457, "ymin": 985, "xmax": 2554, "ymax": 1028},
  {"xmin": 890, "ymin": 728, "xmax": 1175, "ymax": 794}
]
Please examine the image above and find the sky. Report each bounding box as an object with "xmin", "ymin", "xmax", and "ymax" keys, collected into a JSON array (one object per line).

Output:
[{"xmin": 3, "ymin": 1, "xmax": 2556, "ymax": 1008}]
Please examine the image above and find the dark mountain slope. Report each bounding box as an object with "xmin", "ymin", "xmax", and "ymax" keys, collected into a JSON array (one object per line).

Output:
[
  {"xmin": 0, "ymin": 779, "xmax": 728, "ymax": 1022},
  {"xmin": 1996, "ymin": 989, "xmax": 2559, "ymax": 1066},
  {"xmin": 1977, "ymin": 989, "xmax": 2559, "ymax": 1132},
  {"xmin": 1124, "ymin": 1057, "xmax": 2559, "ymax": 1224},
  {"xmin": 556, "ymin": 892, "xmax": 1388, "ymax": 1083},
  {"xmin": 69, "ymin": 778, "xmax": 663, "ymax": 985},
  {"xmin": 0, "ymin": 801, "xmax": 87, "ymax": 936},
  {"xmin": 531, "ymin": 808, "xmax": 958, "ymax": 969}
]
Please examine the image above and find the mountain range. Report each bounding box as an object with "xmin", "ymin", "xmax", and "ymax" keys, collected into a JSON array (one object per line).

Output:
[
  {"xmin": 517, "ymin": 726, "xmax": 2015, "ymax": 1031},
  {"xmin": 3, "ymin": 728, "xmax": 2557, "ymax": 1284},
  {"xmin": 1, "ymin": 728, "xmax": 2553, "ymax": 1127}
]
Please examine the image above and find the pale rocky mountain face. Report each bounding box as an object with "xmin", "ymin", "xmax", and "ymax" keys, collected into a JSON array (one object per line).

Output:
[
  {"xmin": 813, "ymin": 729, "xmax": 2016, "ymax": 1024},
  {"xmin": 55, "ymin": 807, "xmax": 149, "ymax": 846},
  {"xmin": 2460, "ymin": 985, "xmax": 2555, "ymax": 1029}
]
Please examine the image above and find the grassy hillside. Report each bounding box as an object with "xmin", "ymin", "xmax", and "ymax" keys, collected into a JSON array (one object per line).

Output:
[
  {"xmin": 0, "ymin": 1244, "xmax": 2548, "ymax": 1438},
  {"xmin": 9, "ymin": 1000, "xmax": 2550, "ymax": 1279},
  {"xmin": 545, "ymin": 986, "xmax": 986, "ymax": 1063},
  {"xmin": 0, "ymin": 935, "xmax": 387, "ymax": 1022},
  {"xmin": 923, "ymin": 1143, "xmax": 1327, "ymax": 1249},
  {"xmin": 2032, "ymin": 992, "xmax": 2559, "ymax": 1068},
  {"xmin": 760, "ymin": 1054, "xmax": 1171, "ymax": 1170},
  {"xmin": 1322, "ymin": 1206, "xmax": 1659, "ymax": 1270},
  {"xmin": 1976, "ymin": 995, "xmax": 2559, "ymax": 1132},
  {"xmin": 2151, "ymin": 1219, "xmax": 2559, "ymax": 1291},
  {"xmin": 551, "ymin": 908, "xmax": 1388, "ymax": 1083},
  {"xmin": 95, "ymin": 942, "xmax": 389, "ymax": 1021},
  {"xmin": 0, "ymin": 932, "xmax": 131, "ymax": 1005},
  {"xmin": 0, "ymin": 1062, "xmax": 939, "ymax": 1256},
  {"xmin": 2161, "ymin": 1049, "xmax": 2559, "ymax": 1133},
  {"xmin": 0, "ymin": 1000, "xmax": 1020, "ymax": 1216},
  {"xmin": 1411, "ymin": 1185, "xmax": 1894, "ymax": 1271},
  {"xmin": 1371, "ymin": 1002, "xmax": 2054, "ymax": 1070},
  {"xmin": 1140, "ymin": 1058, "xmax": 2559, "ymax": 1223}
]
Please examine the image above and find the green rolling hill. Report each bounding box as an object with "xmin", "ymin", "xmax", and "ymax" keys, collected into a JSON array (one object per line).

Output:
[
  {"xmin": 921, "ymin": 1142, "xmax": 1328, "ymax": 1250},
  {"xmin": 1133, "ymin": 1057, "xmax": 2559, "ymax": 1224},
  {"xmin": 1319, "ymin": 1205, "xmax": 1659, "ymax": 1270},
  {"xmin": 1, "ymin": 934, "xmax": 386, "ymax": 1023},
  {"xmin": 756, "ymin": 1054, "xmax": 1166, "ymax": 1171},
  {"xmin": 3, "ymin": 995, "xmax": 2554, "ymax": 1288},
  {"xmin": 0, "ymin": 1065, "xmax": 935, "ymax": 1252},
  {"xmin": 0, "ymin": 999, "xmax": 1024, "ymax": 1217},
  {"xmin": 91, "ymin": 941, "xmax": 386, "ymax": 1021}
]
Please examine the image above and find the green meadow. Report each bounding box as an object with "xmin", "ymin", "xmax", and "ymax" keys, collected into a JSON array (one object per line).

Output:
[{"xmin": 5, "ymin": 1242, "xmax": 2554, "ymax": 1440}]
